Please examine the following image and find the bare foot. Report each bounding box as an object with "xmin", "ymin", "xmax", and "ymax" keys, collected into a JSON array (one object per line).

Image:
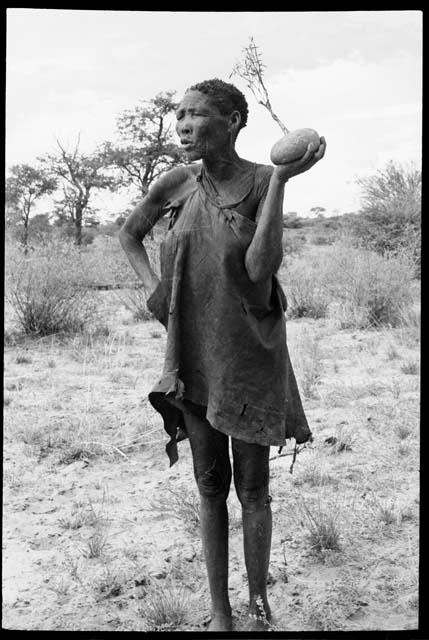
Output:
[
  {"xmin": 242, "ymin": 601, "xmax": 272, "ymax": 631},
  {"xmin": 207, "ymin": 612, "xmax": 233, "ymax": 631},
  {"xmin": 242, "ymin": 614, "xmax": 272, "ymax": 632}
]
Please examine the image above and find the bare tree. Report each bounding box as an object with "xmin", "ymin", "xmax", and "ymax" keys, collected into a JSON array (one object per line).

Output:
[
  {"xmin": 101, "ymin": 91, "xmax": 185, "ymax": 237},
  {"xmin": 40, "ymin": 135, "xmax": 117, "ymax": 245},
  {"xmin": 310, "ymin": 206, "xmax": 326, "ymax": 217}
]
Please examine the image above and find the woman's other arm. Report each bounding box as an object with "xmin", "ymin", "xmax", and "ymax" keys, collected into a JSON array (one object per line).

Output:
[
  {"xmin": 245, "ymin": 137, "xmax": 326, "ymax": 283},
  {"xmin": 119, "ymin": 166, "xmax": 192, "ymax": 297}
]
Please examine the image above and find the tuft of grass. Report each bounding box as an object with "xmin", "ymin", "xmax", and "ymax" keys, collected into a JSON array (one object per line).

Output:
[
  {"xmin": 378, "ymin": 503, "xmax": 397, "ymax": 526},
  {"xmin": 58, "ymin": 495, "xmax": 107, "ymax": 531},
  {"xmin": 47, "ymin": 577, "xmax": 71, "ymax": 597},
  {"xmin": 367, "ymin": 496, "xmax": 399, "ymax": 527},
  {"xmin": 324, "ymin": 425, "xmax": 355, "ymax": 455},
  {"xmin": 292, "ymin": 494, "xmax": 342, "ymax": 553},
  {"xmin": 151, "ymin": 331, "xmax": 162, "ymax": 339},
  {"xmin": 395, "ymin": 424, "xmax": 411, "ymax": 440},
  {"xmin": 83, "ymin": 528, "xmax": 108, "ymax": 559},
  {"xmin": 386, "ymin": 344, "xmax": 401, "ymax": 360},
  {"xmin": 151, "ymin": 486, "xmax": 200, "ymax": 536},
  {"xmin": 398, "ymin": 442, "xmax": 410, "ymax": 457},
  {"xmin": 94, "ymin": 567, "xmax": 124, "ymax": 599},
  {"xmin": 400, "ymin": 361, "xmax": 419, "ymax": 375},
  {"xmin": 4, "ymin": 396, "xmax": 12, "ymax": 407},
  {"xmin": 15, "ymin": 354, "xmax": 32, "ymax": 364},
  {"xmin": 293, "ymin": 457, "xmax": 339, "ymax": 488},
  {"xmin": 142, "ymin": 582, "xmax": 190, "ymax": 631}
]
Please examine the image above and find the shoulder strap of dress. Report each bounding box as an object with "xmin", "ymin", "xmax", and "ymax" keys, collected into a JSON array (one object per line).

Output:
[{"xmin": 198, "ymin": 163, "xmax": 257, "ymax": 210}]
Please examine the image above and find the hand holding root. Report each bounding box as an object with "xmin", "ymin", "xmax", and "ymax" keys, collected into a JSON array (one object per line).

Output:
[{"xmin": 273, "ymin": 136, "xmax": 327, "ymax": 184}]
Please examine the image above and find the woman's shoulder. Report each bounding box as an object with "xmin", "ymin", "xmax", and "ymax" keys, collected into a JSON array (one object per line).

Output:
[
  {"xmin": 254, "ymin": 162, "xmax": 274, "ymax": 181},
  {"xmin": 148, "ymin": 164, "xmax": 200, "ymax": 205},
  {"xmin": 159, "ymin": 163, "xmax": 200, "ymax": 189},
  {"xmin": 254, "ymin": 163, "xmax": 274, "ymax": 198}
]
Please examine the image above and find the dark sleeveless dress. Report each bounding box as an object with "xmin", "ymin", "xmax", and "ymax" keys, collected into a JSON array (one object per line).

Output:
[{"xmin": 146, "ymin": 163, "xmax": 312, "ymax": 466}]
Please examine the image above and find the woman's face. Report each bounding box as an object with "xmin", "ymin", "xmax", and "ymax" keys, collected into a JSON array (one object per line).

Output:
[{"xmin": 175, "ymin": 90, "xmax": 234, "ymax": 161}]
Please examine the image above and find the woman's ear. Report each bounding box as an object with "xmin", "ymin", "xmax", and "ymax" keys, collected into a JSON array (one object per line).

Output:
[{"xmin": 228, "ymin": 110, "xmax": 242, "ymax": 136}]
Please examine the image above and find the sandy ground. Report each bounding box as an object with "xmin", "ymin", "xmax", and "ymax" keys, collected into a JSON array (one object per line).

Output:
[{"xmin": 3, "ymin": 291, "xmax": 420, "ymax": 631}]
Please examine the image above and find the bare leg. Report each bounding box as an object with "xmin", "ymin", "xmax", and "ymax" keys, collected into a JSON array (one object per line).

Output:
[
  {"xmin": 183, "ymin": 412, "xmax": 232, "ymax": 631},
  {"xmin": 232, "ymin": 438, "xmax": 272, "ymax": 630}
]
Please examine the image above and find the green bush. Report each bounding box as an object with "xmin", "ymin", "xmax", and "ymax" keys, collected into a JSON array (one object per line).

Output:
[{"xmin": 5, "ymin": 241, "xmax": 100, "ymax": 336}]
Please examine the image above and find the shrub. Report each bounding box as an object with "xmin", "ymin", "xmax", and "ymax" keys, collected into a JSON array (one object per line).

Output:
[
  {"xmin": 311, "ymin": 234, "xmax": 334, "ymax": 246},
  {"xmin": 281, "ymin": 256, "xmax": 329, "ymax": 319},
  {"xmin": 282, "ymin": 233, "xmax": 306, "ymax": 256},
  {"xmin": 281, "ymin": 242, "xmax": 416, "ymax": 327},
  {"xmin": 348, "ymin": 161, "xmax": 421, "ymax": 268},
  {"xmin": 5, "ymin": 240, "xmax": 100, "ymax": 336},
  {"xmin": 330, "ymin": 246, "xmax": 416, "ymax": 328},
  {"xmin": 117, "ymin": 287, "xmax": 154, "ymax": 322}
]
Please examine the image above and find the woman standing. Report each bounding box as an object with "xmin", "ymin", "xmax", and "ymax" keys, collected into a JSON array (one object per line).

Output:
[{"xmin": 120, "ymin": 78, "xmax": 326, "ymax": 631}]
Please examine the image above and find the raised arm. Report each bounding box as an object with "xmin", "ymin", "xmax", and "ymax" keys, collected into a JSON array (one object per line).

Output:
[
  {"xmin": 244, "ymin": 137, "xmax": 326, "ymax": 283},
  {"xmin": 119, "ymin": 166, "xmax": 192, "ymax": 297}
]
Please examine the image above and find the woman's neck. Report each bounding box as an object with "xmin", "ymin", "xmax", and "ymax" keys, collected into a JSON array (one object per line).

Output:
[{"xmin": 202, "ymin": 147, "xmax": 244, "ymax": 182}]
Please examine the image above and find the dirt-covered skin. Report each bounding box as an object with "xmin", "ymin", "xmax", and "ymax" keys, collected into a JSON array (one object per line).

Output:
[{"xmin": 270, "ymin": 129, "xmax": 321, "ymax": 165}]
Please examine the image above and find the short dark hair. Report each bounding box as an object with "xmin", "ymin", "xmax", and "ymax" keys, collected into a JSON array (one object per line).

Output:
[{"xmin": 186, "ymin": 78, "xmax": 248, "ymax": 130}]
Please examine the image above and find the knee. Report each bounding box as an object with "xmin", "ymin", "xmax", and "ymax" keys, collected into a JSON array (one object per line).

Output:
[
  {"xmin": 235, "ymin": 473, "xmax": 270, "ymax": 512},
  {"xmin": 195, "ymin": 460, "xmax": 231, "ymax": 501}
]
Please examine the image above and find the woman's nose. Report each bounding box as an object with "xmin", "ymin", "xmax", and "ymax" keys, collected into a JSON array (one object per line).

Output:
[{"xmin": 177, "ymin": 118, "xmax": 192, "ymax": 136}]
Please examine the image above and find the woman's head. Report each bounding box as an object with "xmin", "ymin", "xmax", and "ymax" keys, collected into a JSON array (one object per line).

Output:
[
  {"xmin": 186, "ymin": 79, "xmax": 248, "ymax": 132},
  {"xmin": 176, "ymin": 78, "xmax": 248, "ymax": 161}
]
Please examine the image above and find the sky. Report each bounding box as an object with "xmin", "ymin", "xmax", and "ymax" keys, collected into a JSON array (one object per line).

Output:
[{"xmin": 6, "ymin": 9, "xmax": 422, "ymax": 219}]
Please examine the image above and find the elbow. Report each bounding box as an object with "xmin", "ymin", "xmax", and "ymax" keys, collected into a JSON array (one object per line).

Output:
[
  {"xmin": 118, "ymin": 227, "xmax": 128, "ymax": 250},
  {"xmin": 245, "ymin": 250, "xmax": 283, "ymax": 284},
  {"xmin": 118, "ymin": 226, "xmax": 139, "ymax": 250}
]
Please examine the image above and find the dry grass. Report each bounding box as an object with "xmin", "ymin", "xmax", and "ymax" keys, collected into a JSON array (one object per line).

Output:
[
  {"xmin": 151, "ymin": 485, "xmax": 200, "ymax": 536},
  {"xmin": 2, "ymin": 236, "xmax": 420, "ymax": 632},
  {"xmin": 302, "ymin": 572, "xmax": 364, "ymax": 630},
  {"xmin": 280, "ymin": 242, "xmax": 416, "ymax": 328},
  {"xmin": 5, "ymin": 241, "xmax": 101, "ymax": 337},
  {"xmin": 141, "ymin": 582, "xmax": 191, "ymax": 631},
  {"xmin": 289, "ymin": 327, "xmax": 324, "ymax": 399},
  {"xmin": 291, "ymin": 491, "xmax": 344, "ymax": 553},
  {"xmin": 400, "ymin": 361, "xmax": 419, "ymax": 375}
]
